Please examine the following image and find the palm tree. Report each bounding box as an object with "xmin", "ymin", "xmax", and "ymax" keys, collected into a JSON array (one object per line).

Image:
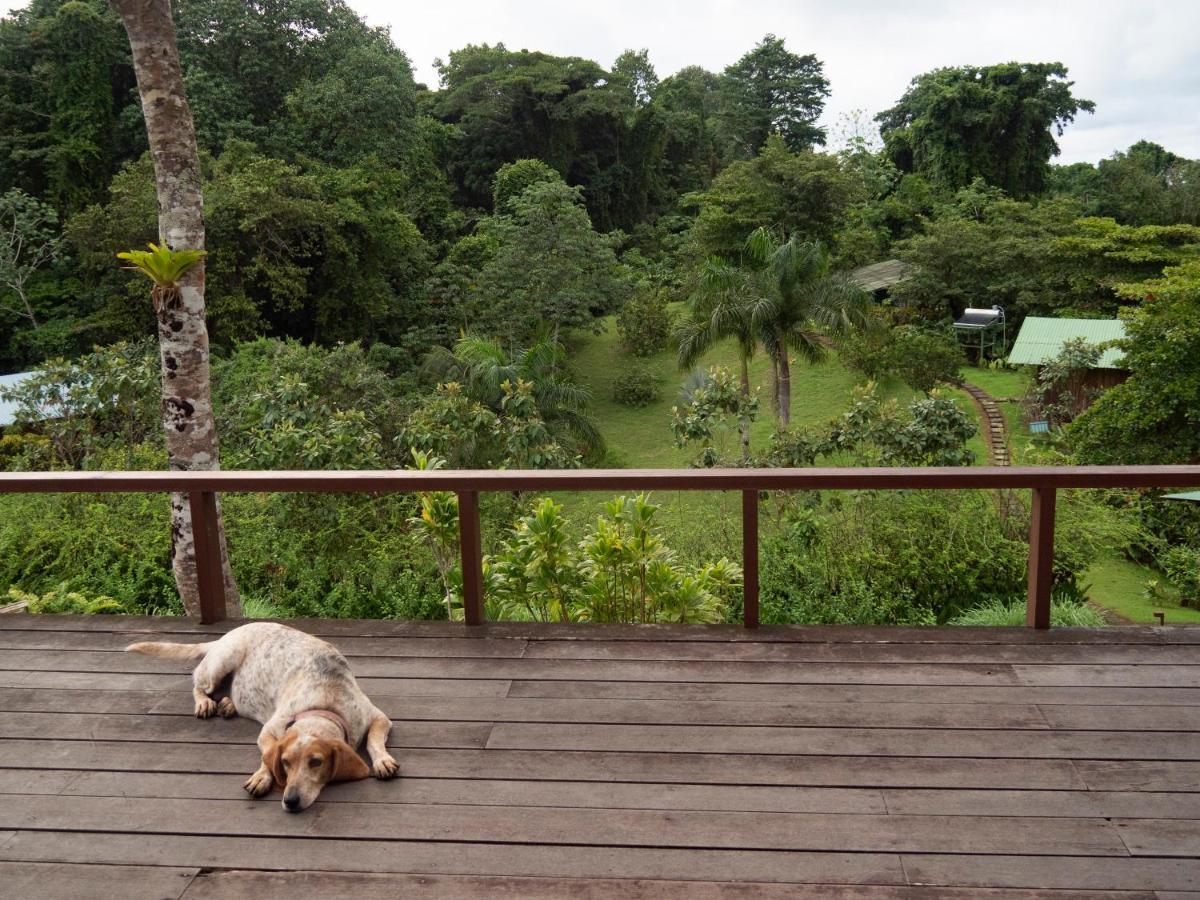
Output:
[
  {"xmin": 423, "ymin": 335, "xmax": 604, "ymax": 459},
  {"xmin": 744, "ymin": 228, "xmax": 872, "ymax": 427},
  {"xmin": 675, "ymin": 257, "xmax": 761, "ymax": 460}
]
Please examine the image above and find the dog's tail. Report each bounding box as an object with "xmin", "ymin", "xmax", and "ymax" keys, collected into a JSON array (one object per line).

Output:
[{"xmin": 125, "ymin": 639, "xmax": 216, "ymax": 661}]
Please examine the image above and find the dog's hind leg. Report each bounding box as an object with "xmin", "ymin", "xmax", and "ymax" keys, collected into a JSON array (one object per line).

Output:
[{"xmin": 191, "ymin": 642, "xmax": 239, "ymax": 719}]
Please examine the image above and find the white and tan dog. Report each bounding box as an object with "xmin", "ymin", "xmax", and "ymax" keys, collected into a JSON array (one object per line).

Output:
[{"xmin": 127, "ymin": 622, "xmax": 398, "ymax": 812}]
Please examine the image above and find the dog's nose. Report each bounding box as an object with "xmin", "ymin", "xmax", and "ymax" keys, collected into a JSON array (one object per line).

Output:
[{"xmin": 283, "ymin": 792, "xmax": 302, "ymax": 812}]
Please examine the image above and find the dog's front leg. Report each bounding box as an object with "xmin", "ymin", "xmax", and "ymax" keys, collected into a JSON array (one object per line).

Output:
[
  {"xmin": 244, "ymin": 719, "xmax": 284, "ymax": 797},
  {"xmin": 365, "ymin": 712, "xmax": 399, "ymax": 779}
]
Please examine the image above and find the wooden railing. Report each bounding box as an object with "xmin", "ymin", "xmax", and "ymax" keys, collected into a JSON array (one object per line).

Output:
[{"xmin": 3, "ymin": 466, "xmax": 1199, "ymax": 629}]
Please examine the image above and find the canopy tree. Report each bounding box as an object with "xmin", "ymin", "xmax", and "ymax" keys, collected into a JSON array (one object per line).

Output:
[
  {"xmin": 877, "ymin": 62, "xmax": 1094, "ymax": 197},
  {"xmin": 108, "ymin": 0, "xmax": 240, "ymax": 617}
]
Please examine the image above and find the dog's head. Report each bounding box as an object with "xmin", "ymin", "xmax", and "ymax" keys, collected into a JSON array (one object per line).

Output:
[{"xmin": 266, "ymin": 728, "xmax": 370, "ymax": 812}]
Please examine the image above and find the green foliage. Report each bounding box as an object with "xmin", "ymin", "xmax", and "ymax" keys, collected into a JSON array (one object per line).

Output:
[
  {"xmin": 950, "ymin": 598, "xmax": 1107, "ymax": 627},
  {"xmin": 715, "ymin": 34, "xmax": 829, "ymax": 156},
  {"xmin": 1028, "ymin": 337, "xmax": 1103, "ymax": 428},
  {"xmin": 1049, "ymin": 141, "xmax": 1200, "ymax": 227},
  {"xmin": 7, "ymin": 584, "xmax": 125, "ymax": 615},
  {"xmin": 1157, "ymin": 545, "xmax": 1200, "ymax": 608},
  {"xmin": 611, "ymin": 365, "xmax": 660, "ymax": 408},
  {"xmin": 492, "ymin": 159, "xmax": 563, "ymax": 210},
  {"xmin": 863, "ymin": 325, "xmax": 965, "ymax": 394},
  {"xmin": 761, "ymin": 492, "xmax": 1025, "ymax": 625},
  {"xmin": 686, "ymin": 136, "xmax": 856, "ymax": 259},
  {"xmin": 116, "ymin": 243, "xmax": 205, "ymax": 287},
  {"xmin": 1070, "ymin": 259, "xmax": 1200, "ymax": 464},
  {"xmin": 822, "ymin": 384, "xmax": 977, "ymax": 467},
  {"xmin": 877, "ymin": 62, "xmax": 1094, "ymax": 196},
  {"xmin": 486, "ymin": 494, "xmax": 740, "ymax": 624},
  {"xmin": 616, "ymin": 288, "xmax": 673, "ymax": 356},
  {"xmin": 0, "ymin": 340, "xmax": 160, "ymax": 468},
  {"xmin": 671, "ymin": 366, "xmax": 759, "ymax": 466}
]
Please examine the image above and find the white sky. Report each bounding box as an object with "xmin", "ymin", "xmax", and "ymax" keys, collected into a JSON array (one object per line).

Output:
[{"xmin": 6, "ymin": 0, "xmax": 1197, "ymax": 163}]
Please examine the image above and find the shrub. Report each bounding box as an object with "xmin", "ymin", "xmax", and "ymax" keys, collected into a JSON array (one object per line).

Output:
[
  {"xmin": 950, "ymin": 598, "xmax": 1107, "ymax": 627},
  {"xmin": 616, "ymin": 288, "xmax": 673, "ymax": 356},
  {"xmin": 7, "ymin": 585, "xmax": 125, "ymax": 615},
  {"xmin": 889, "ymin": 326, "xmax": 964, "ymax": 394},
  {"xmin": 612, "ymin": 366, "xmax": 660, "ymax": 408},
  {"xmin": 1159, "ymin": 544, "xmax": 1200, "ymax": 607}
]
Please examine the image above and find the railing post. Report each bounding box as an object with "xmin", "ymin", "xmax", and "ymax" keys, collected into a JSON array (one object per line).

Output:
[
  {"xmin": 1026, "ymin": 486, "xmax": 1056, "ymax": 629},
  {"xmin": 188, "ymin": 490, "xmax": 226, "ymax": 625},
  {"xmin": 457, "ymin": 490, "xmax": 484, "ymax": 626},
  {"xmin": 742, "ymin": 489, "xmax": 759, "ymax": 629}
]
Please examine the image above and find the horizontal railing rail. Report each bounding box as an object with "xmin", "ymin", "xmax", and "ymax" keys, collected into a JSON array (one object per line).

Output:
[{"xmin": 3, "ymin": 466, "xmax": 1199, "ymax": 630}]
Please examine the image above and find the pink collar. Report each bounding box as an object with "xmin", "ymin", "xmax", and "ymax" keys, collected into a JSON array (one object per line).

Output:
[{"xmin": 286, "ymin": 709, "xmax": 351, "ymax": 743}]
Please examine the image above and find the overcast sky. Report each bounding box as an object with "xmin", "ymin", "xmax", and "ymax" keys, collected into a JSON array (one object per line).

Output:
[
  {"xmin": 350, "ymin": 0, "xmax": 1199, "ymax": 164},
  {"xmin": 6, "ymin": 0, "xmax": 1195, "ymax": 163}
]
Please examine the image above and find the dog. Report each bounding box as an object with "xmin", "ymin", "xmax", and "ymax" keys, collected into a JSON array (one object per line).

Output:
[{"xmin": 126, "ymin": 622, "xmax": 398, "ymax": 812}]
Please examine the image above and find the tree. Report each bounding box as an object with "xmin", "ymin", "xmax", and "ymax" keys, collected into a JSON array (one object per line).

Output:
[
  {"xmin": 877, "ymin": 63, "xmax": 1094, "ymax": 196},
  {"xmin": 685, "ymin": 136, "xmax": 856, "ymax": 259},
  {"xmin": 492, "ymin": 159, "xmax": 563, "ymax": 211},
  {"xmin": 422, "ymin": 334, "xmax": 603, "ymax": 460},
  {"xmin": 717, "ymin": 35, "xmax": 829, "ymax": 156},
  {"xmin": 1050, "ymin": 142, "xmax": 1200, "ymax": 227},
  {"xmin": 1070, "ymin": 259, "xmax": 1200, "ymax": 464},
  {"xmin": 108, "ymin": 0, "xmax": 240, "ymax": 618},
  {"xmin": 474, "ymin": 180, "xmax": 631, "ymax": 343},
  {"xmin": 0, "ymin": 189, "xmax": 60, "ymax": 331},
  {"xmin": 745, "ymin": 228, "xmax": 871, "ymax": 425},
  {"xmin": 611, "ymin": 49, "xmax": 658, "ymax": 109}
]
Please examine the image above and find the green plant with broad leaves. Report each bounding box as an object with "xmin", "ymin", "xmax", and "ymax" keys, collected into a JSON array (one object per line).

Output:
[{"xmin": 117, "ymin": 243, "xmax": 206, "ymax": 324}]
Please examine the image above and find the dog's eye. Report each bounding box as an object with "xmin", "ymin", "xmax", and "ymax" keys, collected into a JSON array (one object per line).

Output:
[{"xmin": 308, "ymin": 757, "xmax": 322, "ymax": 769}]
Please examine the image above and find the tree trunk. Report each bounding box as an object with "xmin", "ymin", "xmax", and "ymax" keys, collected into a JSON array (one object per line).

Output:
[
  {"xmin": 777, "ymin": 349, "xmax": 792, "ymax": 427},
  {"xmin": 110, "ymin": 0, "xmax": 241, "ymax": 618},
  {"xmin": 738, "ymin": 353, "xmax": 751, "ymax": 461}
]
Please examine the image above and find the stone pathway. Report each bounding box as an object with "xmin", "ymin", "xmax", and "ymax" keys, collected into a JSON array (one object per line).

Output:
[{"xmin": 960, "ymin": 382, "xmax": 1011, "ymax": 466}]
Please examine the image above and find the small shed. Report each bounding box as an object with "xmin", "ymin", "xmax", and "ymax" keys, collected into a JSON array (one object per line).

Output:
[
  {"xmin": 953, "ymin": 306, "xmax": 1007, "ymax": 359},
  {"xmin": 1008, "ymin": 317, "xmax": 1129, "ymax": 416},
  {"xmin": 849, "ymin": 259, "xmax": 909, "ymax": 297}
]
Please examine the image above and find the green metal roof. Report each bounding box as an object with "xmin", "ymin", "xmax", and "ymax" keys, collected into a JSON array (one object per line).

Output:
[
  {"xmin": 1164, "ymin": 491, "xmax": 1200, "ymax": 503},
  {"xmin": 1007, "ymin": 317, "xmax": 1127, "ymax": 369}
]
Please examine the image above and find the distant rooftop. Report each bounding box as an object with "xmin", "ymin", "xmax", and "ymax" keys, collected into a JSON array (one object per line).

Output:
[
  {"xmin": 1008, "ymin": 317, "xmax": 1127, "ymax": 369},
  {"xmin": 850, "ymin": 259, "xmax": 909, "ymax": 292},
  {"xmin": 0, "ymin": 371, "xmax": 35, "ymax": 427}
]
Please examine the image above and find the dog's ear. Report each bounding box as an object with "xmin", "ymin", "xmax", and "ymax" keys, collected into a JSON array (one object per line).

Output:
[
  {"xmin": 329, "ymin": 740, "xmax": 370, "ymax": 783},
  {"xmin": 264, "ymin": 734, "xmax": 287, "ymax": 788}
]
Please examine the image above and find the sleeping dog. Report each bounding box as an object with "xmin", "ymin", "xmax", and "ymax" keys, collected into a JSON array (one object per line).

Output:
[{"xmin": 127, "ymin": 622, "xmax": 398, "ymax": 811}]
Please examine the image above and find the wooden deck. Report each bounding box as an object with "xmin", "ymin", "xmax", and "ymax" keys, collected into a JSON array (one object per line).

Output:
[{"xmin": 0, "ymin": 615, "xmax": 1197, "ymax": 898}]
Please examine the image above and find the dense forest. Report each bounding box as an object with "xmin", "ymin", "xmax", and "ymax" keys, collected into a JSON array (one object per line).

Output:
[{"xmin": 2, "ymin": 0, "xmax": 1198, "ymax": 625}]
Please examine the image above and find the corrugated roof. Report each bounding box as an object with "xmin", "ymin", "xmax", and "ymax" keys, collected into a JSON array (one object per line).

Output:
[
  {"xmin": 1164, "ymin": 491, "xmax": 1200, "ymax": 503},
  {"xmin": 0, "ymin": 371, "xmax": 35, "ymax": 427},
  {"xmin": 850, "ymin": 259, "xmax": 909, "ymax": 292},
  {"xmin": 1007, "ymin": 317, "xmax": 1127, "ymax": 369}
]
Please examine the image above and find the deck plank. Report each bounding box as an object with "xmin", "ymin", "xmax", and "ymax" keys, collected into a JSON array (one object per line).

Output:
[{"xmin": 0, "ymin": 862, "xmax": 197, "ymax": 900}]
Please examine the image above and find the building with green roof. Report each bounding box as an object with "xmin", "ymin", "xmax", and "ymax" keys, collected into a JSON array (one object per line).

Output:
[{"xmin": 1008, "ymin": 317, "xmax": 1127, "ymax": 369}]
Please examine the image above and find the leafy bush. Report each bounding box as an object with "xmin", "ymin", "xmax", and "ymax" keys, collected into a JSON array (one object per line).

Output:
[
  {"xmin": 671, "ymin": 367, "xmax": 758, "ymax": 466},
  {"xmin": 841, "ymin": 324, "xmax": 963, "ymax": 393},
  {"xmin": 7, "ymin": 585, "xmax": 126, "ymax": 615},
  {"xmin": 761, "ymin": 492, "xmax": 1028, "ymax": 625},
  {"xmin": 616, "ymin": 288, "xmax": 673, "ymax": 357},
  {"xmin": 950, "ymin": 598, "xmax": 1107, "ymax": 627},
  {"xmin": 1158, "ymin": 545, "xmax": 1200, "ymax": 607},
  {"xmin": 612, "ymin": 366, "xmax": 660, "ymax": 407},
  {"xmin": 485, "ymin": 495, "xmax": 741, "ymax": 624}
]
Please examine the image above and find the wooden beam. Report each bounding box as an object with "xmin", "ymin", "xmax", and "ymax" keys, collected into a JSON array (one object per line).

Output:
[
  {"xmin": 742, "ymin": 490, "xmax": 759, "ymax": 630},
  {"xmin": 1026, "ymin": 487, "xmax": 1057, "ymax": 630},
  {"xmin": 187, "ymin": 490, "xmax": 226, "ymax": 625},
  {"xmin": 457, "ymin": 491, "xmax": 484, "ymax": 627}
]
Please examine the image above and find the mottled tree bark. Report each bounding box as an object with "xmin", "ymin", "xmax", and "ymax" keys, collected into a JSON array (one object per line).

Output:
[{"xmin": 109, "ymin": 0, "xmax": 240, "ymax": 617}]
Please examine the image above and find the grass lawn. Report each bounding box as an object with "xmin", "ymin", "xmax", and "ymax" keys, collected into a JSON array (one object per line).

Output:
[
  {"xmin": 959, "ymin": 364, "xmax": 1035, "ymax": 463},
  {"xmin": 1086, "ymin": 555, "xmax": 1200, "ymax": 625},
  {"xmin": 573, "ymin": 311, "xmax": 919, "ymax": 469}
]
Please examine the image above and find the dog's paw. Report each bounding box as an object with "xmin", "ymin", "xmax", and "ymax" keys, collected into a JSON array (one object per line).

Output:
[
  {"xmin": 372, "ymin": 755, "xmax": 399, "ymax": 779},
  {"xmin": 194, "ymin": 696, "xmax": 217, "ymax": 718},
  {"xmin": 244, "ymin": 769, "xmax": 273, "ymax": 797},
  {"xmin": 217, "ymin": 697, "xmax": 237, "ymax": 719}
]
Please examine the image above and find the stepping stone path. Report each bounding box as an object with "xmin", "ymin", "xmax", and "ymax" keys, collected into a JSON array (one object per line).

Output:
[{"xmin": 960, "ymin": 382, "xmax": 1011, "ymax": 466}]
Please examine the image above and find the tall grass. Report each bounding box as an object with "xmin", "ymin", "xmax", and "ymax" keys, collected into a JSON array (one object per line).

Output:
[{"xmin": 950, "ymin": 598, "xmax": 1108, "ymax": 627}]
